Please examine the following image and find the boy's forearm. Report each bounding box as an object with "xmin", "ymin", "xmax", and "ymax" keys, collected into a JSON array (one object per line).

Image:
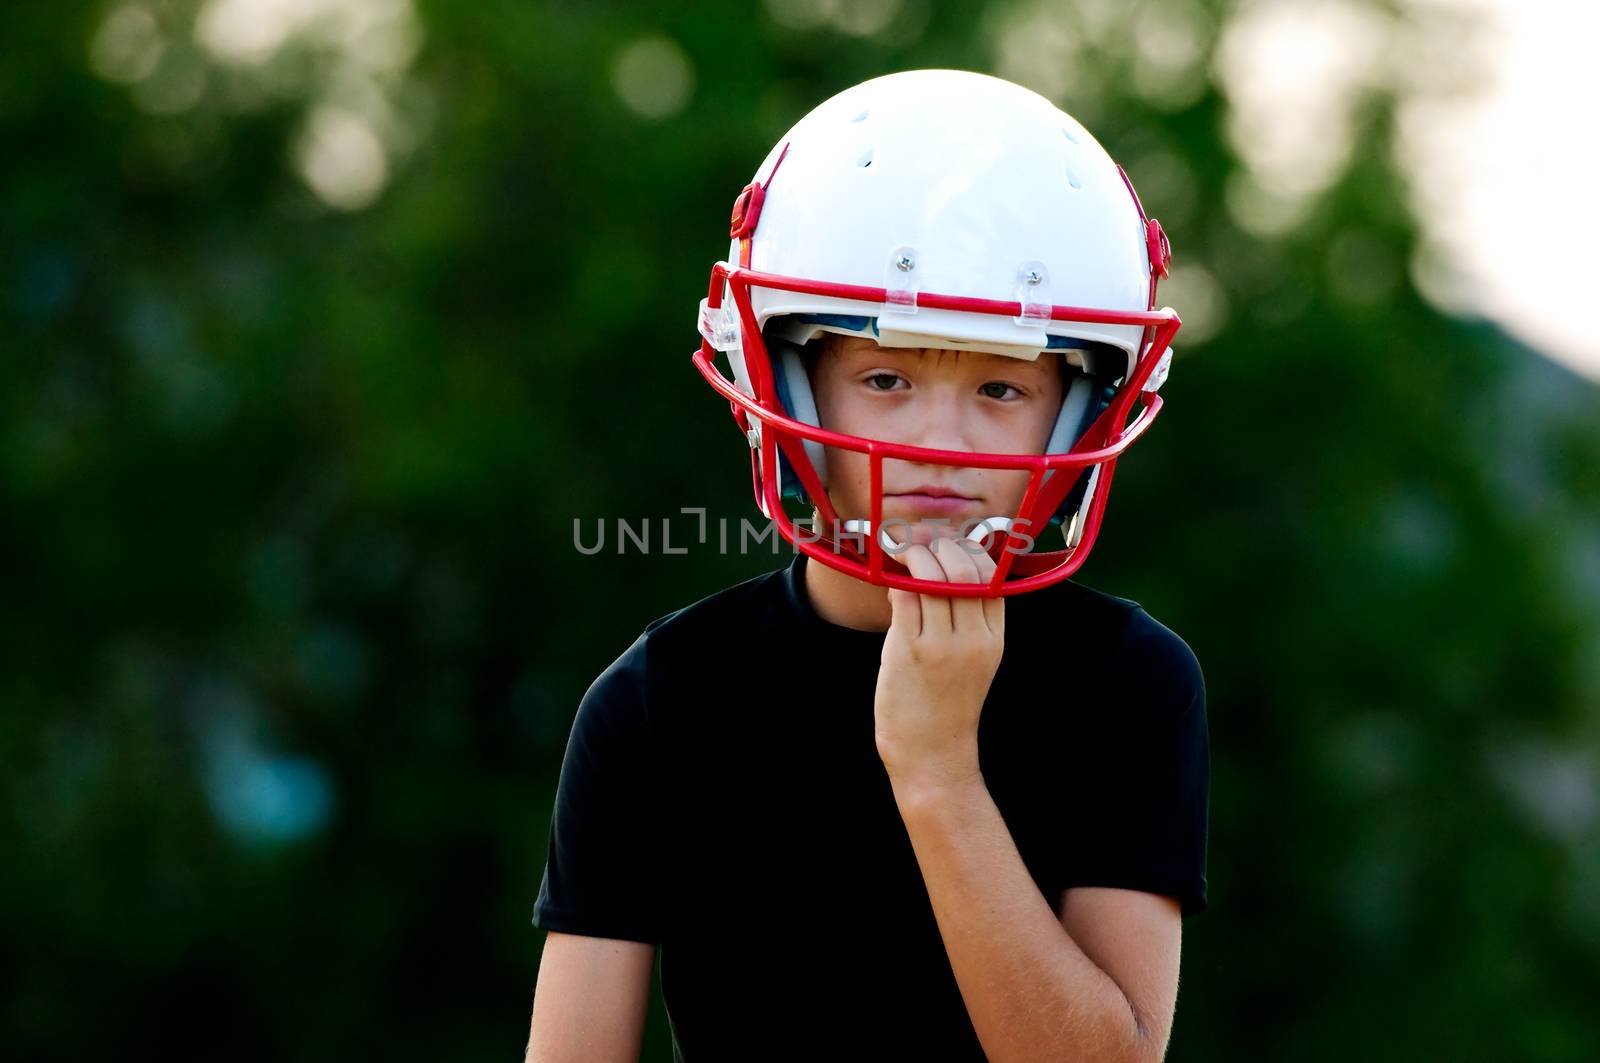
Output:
[{"xmin": 891, "ymin": 772, "xmax": 1154, "ymax": 1063}]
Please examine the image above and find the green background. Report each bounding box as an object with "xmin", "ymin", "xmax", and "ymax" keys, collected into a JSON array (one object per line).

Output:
[{"xmin": 4, "ymin": 1, "xmax": 1598, "ymax": 1059}]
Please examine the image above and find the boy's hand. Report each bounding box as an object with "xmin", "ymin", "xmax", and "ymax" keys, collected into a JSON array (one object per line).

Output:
[{"xmin": 874, "ymin": 528, "xmax": 1004, "ymax": 797}]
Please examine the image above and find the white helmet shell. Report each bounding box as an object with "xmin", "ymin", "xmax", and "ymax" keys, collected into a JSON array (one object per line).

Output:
[{"xmin": 730, "ymin": 69, "xmax": 1153, "ymax": 368}]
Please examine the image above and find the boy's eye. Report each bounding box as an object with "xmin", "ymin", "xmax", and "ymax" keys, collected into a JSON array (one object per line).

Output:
[
  {"xmin": 980, "ymin": 381, "xmax": 1022, "ymax": 400},
  {"xmin": 865, "ymin": 373, "xmax": 905, "ymax": 391}
]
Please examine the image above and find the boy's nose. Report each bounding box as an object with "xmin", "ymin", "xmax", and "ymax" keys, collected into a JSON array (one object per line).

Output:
[{"xmin": 906, "ymin": 386, "xmax": 980, "ymax": 454}]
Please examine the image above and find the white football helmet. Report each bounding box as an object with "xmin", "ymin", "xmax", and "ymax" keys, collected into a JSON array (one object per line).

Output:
[{"xmin": 694, "ymin": 69, "xmax": 1179, "ymax": 596}]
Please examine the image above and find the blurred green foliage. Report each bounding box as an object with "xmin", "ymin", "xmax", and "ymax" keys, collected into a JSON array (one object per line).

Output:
[{"xmin": 3, "ymin": 0, "xmax": 1598, "ymax": 1060}]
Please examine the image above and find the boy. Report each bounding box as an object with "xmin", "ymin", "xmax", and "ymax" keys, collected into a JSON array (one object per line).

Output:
[{"xmin": 526, "ymin": 70, "xmax": 1207, "ymax": 1061}]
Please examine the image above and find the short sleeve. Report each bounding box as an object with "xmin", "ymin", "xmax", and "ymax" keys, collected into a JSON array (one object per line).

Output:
[
  {"xmin": 532, "ymin": 636, "xmax": 664, "ymax": 943},
  {"xmin": 1060, "ymin": 609, "xmax": 1210, "ymax": 916}
]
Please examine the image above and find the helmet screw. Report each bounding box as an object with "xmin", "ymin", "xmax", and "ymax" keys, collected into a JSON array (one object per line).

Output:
[
  {"xmin": 894, "ymin": 254, "xmax": 915, "ymax": 272},
  {"xmin": 1024, "ymin": 269, "xmax": 1043, "ymax": 285}
]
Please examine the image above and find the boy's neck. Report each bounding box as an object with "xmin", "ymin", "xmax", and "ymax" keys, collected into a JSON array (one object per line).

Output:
[{"xmin": 802, "ymin": 555, "xmax": 893, "ymax": 633}]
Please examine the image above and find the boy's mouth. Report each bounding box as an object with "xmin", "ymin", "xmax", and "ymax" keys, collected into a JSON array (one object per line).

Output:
[
  {"xmin": 891, "ymin": 484, "xmax": 973, "ymax": 499},
  {"xmin": 884, "ymin": 485, "xmax": 984, "ymax": 517}
]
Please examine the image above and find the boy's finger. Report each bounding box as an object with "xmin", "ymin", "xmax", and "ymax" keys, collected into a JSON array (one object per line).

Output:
[
  {"xmin": 886, "ymin": 587, "xmax": 921, "ymax": 639},
  {"xmin": 899, "ymin": 544, "xmax": 953, "ymax": 637},
  {"xmin": 969, "ymin": 546, "xmax": 1005, "ymax": 637},
  {"xmin": 932, "ymin": 537, "xmax": 989, "ymax": 633}
]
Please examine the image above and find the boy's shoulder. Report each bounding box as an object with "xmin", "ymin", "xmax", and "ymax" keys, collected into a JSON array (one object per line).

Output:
[
  {"xmin": 576, "ymin": 567, "xmax": 788, "ymax": 717},
  {"xmin": 601, "ymin": 565, "xmax": 790, "ymax": 679},
  {"xmin": 1010, "ymin": 572, "xmax": 1143, "ymax": 637},
  {"xmin": 1014, "ymin": 576, "xmax": 1201, "ymax": 680},
  {"xmin": 640, "ymin": 566, "xmax": 789, "ymax": 640}
]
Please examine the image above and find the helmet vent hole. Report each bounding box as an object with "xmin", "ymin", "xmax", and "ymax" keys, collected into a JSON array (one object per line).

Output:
[
  {"xmin": 857, "ymin": 147, "xmax": 874, "ymax": 168},
  {"xmin": 1065, "ymin": 167, "xmax": 1082, "ymax": 189},
  {"xmin": 1061, "ymin": 126, "xmax": 1080, "ymax": 144},
  {"xmin": 851, "ymin": 108, "xmax": 870, "ymax": 123}
]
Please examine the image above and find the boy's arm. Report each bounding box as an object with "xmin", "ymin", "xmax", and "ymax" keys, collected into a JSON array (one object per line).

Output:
[
  {"xmin": 525, "ymin": 931, "xmax": 654, "ymax": 1062},
  {"xmin": 874, "ymin": 538, "xmax": 1185, "ymax": 1062},
  {"xmin": 894, "ymin": 777, "xmax": 1181, "ymax": 1063}
]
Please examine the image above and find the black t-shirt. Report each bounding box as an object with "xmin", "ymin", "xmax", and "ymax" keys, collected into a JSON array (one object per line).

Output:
[{"xmin": 533, "ymin": 553, "xmax": 1208, "ymax": 1060}]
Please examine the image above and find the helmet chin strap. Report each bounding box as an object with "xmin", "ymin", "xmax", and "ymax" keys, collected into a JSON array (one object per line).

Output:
[{"xmin": 839, "ymin": 516, "xmax": 1015, "ymax": 557}]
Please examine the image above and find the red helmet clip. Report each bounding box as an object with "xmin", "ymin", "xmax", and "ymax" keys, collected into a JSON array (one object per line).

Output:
[
  {"xmin": 1146, "ymin": 218, "xmax": 1172, "ymax": 279},
  {"xmin": 730, "ymin": 182, "xmax": 766, "ymax": 239}
]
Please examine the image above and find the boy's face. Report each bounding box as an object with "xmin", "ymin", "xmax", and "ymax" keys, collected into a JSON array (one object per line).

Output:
[{"xmin": 808, "ymin": 334, "xmax": 1066, "ymax": 535}]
